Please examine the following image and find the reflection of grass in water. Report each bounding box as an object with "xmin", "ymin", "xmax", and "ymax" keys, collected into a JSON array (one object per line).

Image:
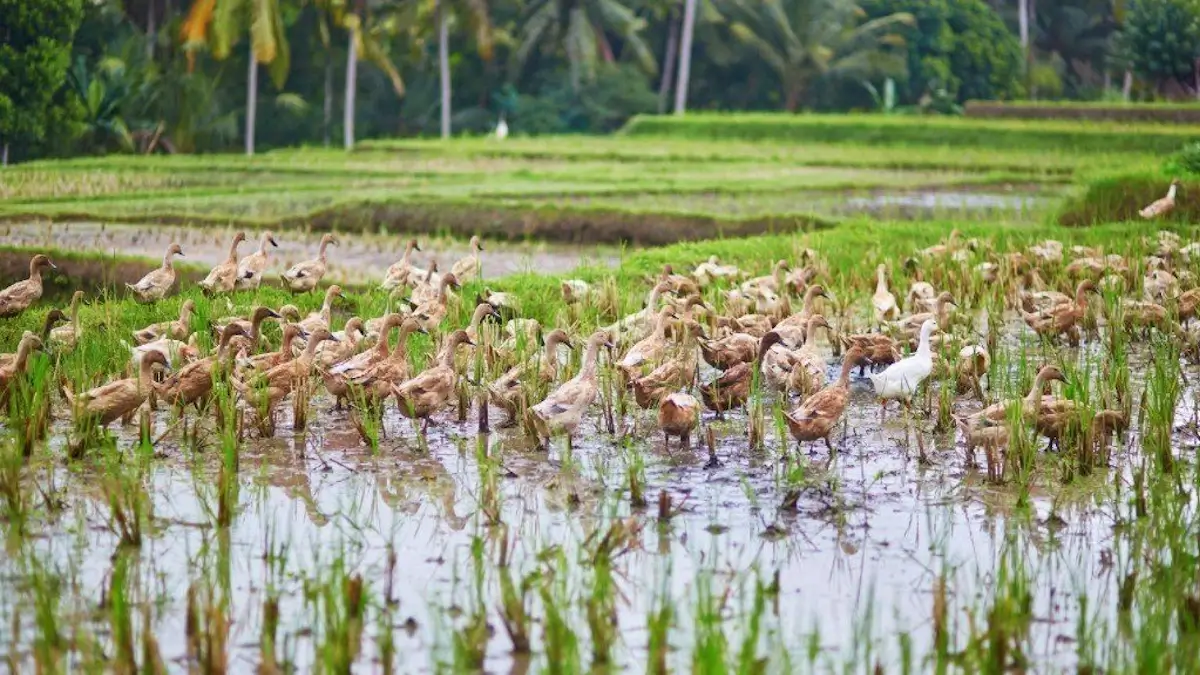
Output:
[{"xmin": 4, "ymin": 214, "xmax": 1200, "ymax": 671}]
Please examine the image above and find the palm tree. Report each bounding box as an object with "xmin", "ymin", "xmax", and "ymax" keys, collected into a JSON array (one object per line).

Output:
[
  {"xmin": 431, "ymin": 0, "xmax": 493, "ymax": 138},
  {"xmin": 513, "ymin": 0, "xmax": 657, "ymax": 90},
  {"xmin": 311, "ymin": 0, "xmax": 406, "ymax": 149},
  {"xmin": 717, "ymin": 0, "xmax": 913, "ymax": 111},
  {"xmin": 183, "ymin": 0, "xmax": 292, "ymax": 155}
]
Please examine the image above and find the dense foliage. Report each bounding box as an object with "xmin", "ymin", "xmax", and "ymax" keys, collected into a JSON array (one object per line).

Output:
[
  {"xmin": 862, "ymin": 0, "xmax": 1024, "ymax": 106},
  {"xmin": 1116, "ymin": 0, "xmax": 1200, "ymax": 94},
  {"xmin": 0, "ymin": 0, "xmax": 85, "ymax": 160},
  {"xmin": 1, "ymin": 0, "xmax": 1199, "ymax": 161}
]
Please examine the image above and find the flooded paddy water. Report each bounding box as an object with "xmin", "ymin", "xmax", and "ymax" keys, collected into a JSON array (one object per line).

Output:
[{"xmin": 1, "ymin": 210, "xmax": 1199, "ymax": 672}]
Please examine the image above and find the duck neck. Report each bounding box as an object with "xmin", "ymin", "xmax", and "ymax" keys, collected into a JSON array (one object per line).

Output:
[
  {"xmin": 1024, "ymin": 373, "xmax": 1046, "ymax": 407},
  {"xmin": 438, "ymin": 279, "xmax": 451, "ymax": 303},
  {"xmin": 390, "ymin": 327, "xmax": 414, "ymax": 360},
  {"xmin": 14, "ymin": 341, "xmax": 34, "ymax": 372},
  {"xmin": 321, "ymin": 294, "xmax": 335, "ymax": 323},
  {"xmin": 161, "ymin": 251, "xmax": 174, "ymax": 270},
  {"xmin": 441, "ymin": 339, "xmax": 463, "ymax": 367},
  {"xmin": 226, "ymin": 238, "xmax": 240, "ymax": 263},
  {"xmin": 259, "ymin": 235, "xmax": 271, "ymax": 256},
  {"xmin": 70, "ymin": 296, "xmax": 81, "ymax": 328},
  {"xmin": 403, "ymin": 242, "xmax": 415, "ymax": 263},
  {"xmin": 580, "ymin": 342, "xmax": 602, "ymax": 380},
  {"xmin": 319, "ymin": 238, "xmax": 331, "ymax": 262},
  {"xmin": 1169, "ymin": 183, "xmax": 1179, "ymax": 200},
  {"xmin": 838, "ymin": 356, "xmax": 855, "ymax": 386},
  {"xmin": 138, "ymin": 358, "xmax": 159, "ymax": 389},
  {"xmin": 805, "ymin": 319, "xmax": 822, "ymax": 345},
  {"xmin": 917, "ymin": 329, "xmax": 933, "ymax": 358},
  {"xmin": 876, "ymin": 269, "xmax": 888, "ymax": 294},
  {"xmin": 1075, "ymin": 285, "xmax": 1090, "ymax": 308},
  {"xmin": 280, "ymin": 330, "xmax": 298, "ymax": 356}
]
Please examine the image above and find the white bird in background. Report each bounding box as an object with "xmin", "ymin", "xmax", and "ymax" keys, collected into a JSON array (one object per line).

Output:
[{"xmin": 495, "ymin": 114, "xmax": 509, "ymax": 141}]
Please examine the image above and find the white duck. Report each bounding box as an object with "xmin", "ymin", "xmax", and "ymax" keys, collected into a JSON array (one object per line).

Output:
[{"xmin": 869, "ymin": 319, "xmax": 936, "ymax": 421}]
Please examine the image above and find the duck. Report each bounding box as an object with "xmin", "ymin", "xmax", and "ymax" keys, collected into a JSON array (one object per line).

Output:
[
  {"xmin": 48, "ymin": 291, "xmax": 85, "ymax": 349},
  {"xmin": 133, "ymin": 299, "xmax": 196, "ymax": 345},
  {"xmin": 281, "ymin": 233, "xmax": 337, "ymax": 293},
  {"xmin": 213, "ymin": 306, "xmax": 283, "ymax": 350},
  {"xmin": 872, "ymin": 264, "xmax": 900, "ymax": 328},
  {"xmin": 783, "ymin": 346, "xmax": 868, "ymax": 453},
  {"xmin": 561, "ymin": 279, "xmax": 595, "ymax": 304},
  {"xmin": 408, "ymin": 262, "xmax": 443, "ymax": 306},
  {"xmin": 740, "ymin": 260, "xmax": 789, "ymax": 295},
  {"xmin": 700, "ymin": 362, "xmax": 752, "ymax": 419},
  {"xmin": 954, "ymin": 345, "xmax": 990, "ymax": 398},
  {"xmin": 839, "ymin": 333, "xmax": 901, "ymax": 374},
  {"xmin": 698, "ymin": 328, "xmax": 759, "ymax": 370},
  {"xmin": 892, "ymin": 292, "xmax": 955, "ymax": 339},
  {"xmin": 903, "ymin": 258, "xmax": 937, "ymax": 308},
  {"xmin": 128, "ymin": 334, "xmax": 200, "ymax": 371},
  {"xmin": 1143, "ymin": 269, "xmax": 1178, "ymax": 303},
  {"xmin": 391, "ymin": 330, "xmax": 475, "ymax": 426},
  {"xmin": 198, "ymin": 231, "xmax": 246, "ymax": 296},
  {"xmin": 954, "ymin": 415, "xmax": 1008, "ymax": 466},
  {"xmin": 64, "ymin": 350, "xmax": 170, "ymax": 427},
  {"xmin": 658, "ymin": 265, "xmax": 701, "ymax": 297},
  {"xmin": 964, "ymin": 365, "xmax": 1068, "ymax": 433},
  {"xmin": 691, "ymin": 256, "xmax": 742, "ymax": 287},
  {"xmin": 616, "ymin": 305, "xmax": 677, "ymax": 380},
  {"xmin": 918, "ymin": 230, "xmax": 964, "ymax": 258},
  {"xmin": 757, "ymin": 330, "xmax": 803, "ymax": 393},
  {"xmin": 461, "ymin": 302, "xmax": 503, "ymax": 347},
  {"xmin": 0, "ymin": 333, "xmax": 43, "ymax": 402},
  {"xmin": 1179, "ymin": 288, "xmax": 1200, "ymax": 323},
  {"xmin": 1020, "ymin": 280, "xmax": 1097, "ymax": 345},
  {"xmin": 451, "ymin": 236, "xmax": 484, "ymax": 283},
  {"xmin": 239, "ymin": 324, "xmax": 306, "ymax": 375},
  {"xmin": 771, "ymin": 285, "xmax": 830, "ymax": 346},
  {"xmin": 789, "ymin": 315, "xmax": 831, "ymax": 398},
  {"xmin": 714, "ymin": 314, "xmax": 772, "ymax": 339},
  {"xmin": 658, "ymin": 392, "xmax": 700, "ymax": 450},
  {"xmin": 1140, "ymin": 179, "xmax": 1179, "ymax": 219},
  {"xmin": 126, "ymin": 244, "xmax": 182, "ymax": 304},
  {"xmin": 478, "ymin": 288, "xmax": 520, "ymax": 321},
  {"xmin": 1028, "ymin": 240, "xmax": 1064, "ymax": 265},
  {"xmin": 342, "ymin": 318, "xmax": 428, "ymax": 404},
  {"xmin": 488, "ymin": 329, "xmax": 572, "ymax": 426},
  {"xmin": 1120, "ymin": 299, "xmax": 1169, "ymax": 330},
  {"xmin": 316, "ymin": 318, "xmax": 366, "ymax": 369},
  {"xmin": 527, "ymin": 330, "xmax": 612, "ymax": 448},
  {"xmin": 604, "ymin": 281, "xmax": 671, "ymax": 338},
  {"xmin": 298, "ymin": 285, "xmax": 345, "ymax": 333},
  {"xmin": 236, "ymin": 231, "xmax": 279, "ymax": 290},
  {"xmin": 380, "ymin": 239, "xmax": 421, "ymax": 290},
  {"xmin": 234, "ymin": 328, "xmax": 337, "ymax": 413},
  {"xmin": 411, "ymin": 273, "xmax": 461, "ymax": 333},
  {"xmin": 870, "ymin": 319, "xmax": 936, "ymax": 420},
  {"xmin": 631, "ymin": 322, "xmax": 701, "ymax": 409},
  {"xmin": 156, "ymin": 324, "xmax": 248, "ymax": 408},
  {"xmin": 0, "ymin": 254, "xmax": 57, "ymax": 317},
  {"xmin": 322, "ymin": 314, "xmax": 409, "ymax": 398},
  {"xmin": 784, "ymin": 266, "xmax": 821, "ymax": 295}
]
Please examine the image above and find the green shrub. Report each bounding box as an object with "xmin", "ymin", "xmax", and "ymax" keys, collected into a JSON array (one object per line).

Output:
[
  {"xmin": 859, "ymin": 0, "xmax": 1024, "ymax": 104},
  {"xmin": 1165, "ymin": 142, "xmax": 1200, "ymax": 176}
]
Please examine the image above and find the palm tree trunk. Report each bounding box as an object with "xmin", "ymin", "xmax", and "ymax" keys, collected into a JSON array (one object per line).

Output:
[
  {"xmin": 658, "ymin": 10, "xmax": 680, "ymax": 114},
  {"xmin": 246, "ymin": 55, "xmax": 258, "ymax": 156},
  {"xmin": 324, "ymin": 58, "xmax": 333, "ymax": 147},
  {"xmin": 673, "ymin": 0, "xmax": 698, "ymax": 115},
  {"xmin": 344, "ymin": 33, "xmax": 358, "ymax": 150},
  {"xmin": 438, "ymin": 0, "xmax": 451, "ymax": 139},
  {"xmin": 1, "ymin": 144, "xmax": 7, "ymax": 167},
  {"xmin": 1123, "ymin": 70, "xmax": 1133, "ymax": 102},
  {"xmin": 146, "ymin": 0, "xmax": 156, "ymax": 60}
]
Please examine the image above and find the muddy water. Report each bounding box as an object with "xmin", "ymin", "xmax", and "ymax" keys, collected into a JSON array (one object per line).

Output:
[
  {"xmin": 0, "ymin": 221, "xmax": 620, "ymax": 286},
  {"xmin": 0, "ymin": 314, "xmax": 1181, "ymax": 671}
]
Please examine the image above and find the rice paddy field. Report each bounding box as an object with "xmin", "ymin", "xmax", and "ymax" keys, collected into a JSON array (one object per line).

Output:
[{"xmin": 1, "ymin": 115, "xmax": 1199, "ymax": 673}]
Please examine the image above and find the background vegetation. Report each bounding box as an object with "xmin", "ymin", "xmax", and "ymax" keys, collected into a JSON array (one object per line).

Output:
[{"xmin": 4, "ymin": 0, "xmax": 1200, "ymax": 164}]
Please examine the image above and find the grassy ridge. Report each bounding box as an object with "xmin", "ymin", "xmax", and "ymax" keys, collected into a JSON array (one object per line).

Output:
[
  {"xmin": 965, "ymin": 100, "xmax": 1200, "ymax": 123},
  {"xmin": 623, "ymin": 112, "xmax": 1197, "ymax": 155}
]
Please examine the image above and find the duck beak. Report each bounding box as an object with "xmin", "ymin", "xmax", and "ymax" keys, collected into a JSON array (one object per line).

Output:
[
  {"xmin": 327, "ymin": 335, "xmax": 340, "ymax": 343},
  {"xmin": 466, "ymin": 337, "xmax": 477, "ymax": 347},
  {"xmin": 266, "ymin": 309, "xmax": 282, "ymax": 319},
  {"xmin": 270, "ymin": 238, "xmax": 279, "ymax": 247},
  {"xmin": 48, "ymin": 261, "xmax": 58, "ymax": 270},
  {"xmin": 478, "ymin": 242, "xmax": 485, "ymax": 251}
]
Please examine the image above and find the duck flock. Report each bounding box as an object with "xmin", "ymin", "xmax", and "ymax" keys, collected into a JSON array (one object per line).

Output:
[{"xmin": 1, "ymin": 223, "xmax": 1197, "ymax": 461}]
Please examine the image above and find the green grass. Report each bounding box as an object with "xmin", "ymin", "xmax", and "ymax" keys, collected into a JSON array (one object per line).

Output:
[{"xmin": 623, "ymin": 112, "xmax": 1198, "ymax": 155}]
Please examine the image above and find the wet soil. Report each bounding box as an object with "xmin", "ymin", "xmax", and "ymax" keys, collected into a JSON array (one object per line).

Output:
[{"xmin": 0, "ymin": 221, "xmax": 620, "ymax": 287}]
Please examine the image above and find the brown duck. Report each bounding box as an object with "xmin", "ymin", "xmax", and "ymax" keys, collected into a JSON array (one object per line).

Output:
[
  {"xmin": 0, "ymin": 254, "xmax": 56, "ymax": 317},
  {"xmin": 65, "ymin": 350, "xmax": 170, "ymax": 427},
  {"xmin": 784, "ymin": 346, "xmax": 867, "ymax": 453}
]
